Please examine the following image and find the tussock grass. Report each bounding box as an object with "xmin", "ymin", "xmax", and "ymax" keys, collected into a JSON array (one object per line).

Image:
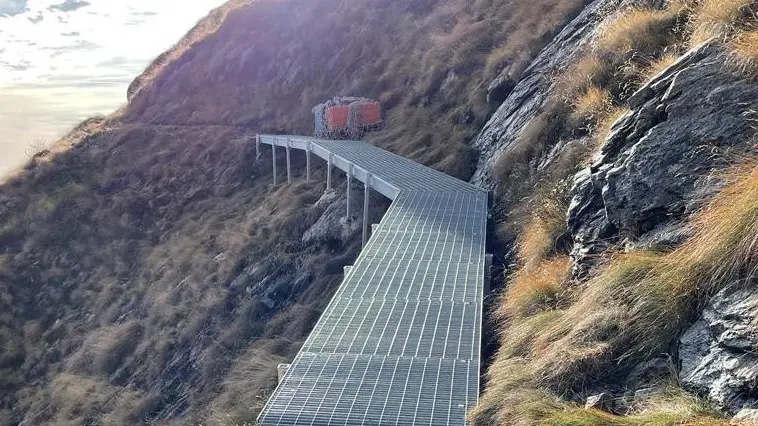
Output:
[
  {"xmin": 690, "ymin": 0, "xmax": 758, "ymax": 43},
  {"xmin": 639, "ymin": 51, "xmax": 683, "ymax": 81},
  {"xmin": 498, "ymin": 257, "xmax": 571, "ymax": 320},
  {"xmin": 493, "ymin": 100, "xmax": 574, "ymax": 214},
  {"xmin": 516, "ymin": 182, "xmax": 573, "ymax": 268},
  {"xmin": 493, "ymin": 385, "xmax": 728, "ymax": 426},
  {"xmin": 484, "ymin": 1, "xmax": 758, "ymax": 424},
  {"xmin": 561, "ymin": 6, "xmax": 684, "ymax": 102},
  {"xmin": 546, "ymin": 396, "xmax": 729, "ymax": 426},
  {"xmin": 493, "ymin": 3, "xmax": 687, "ymax": 221},
  {"xmin": 570, "ymin": 86, "xmax": 615, "ymax": 130},
  {"xmin": 595, "ymin": 8, "xmax": 684, "ymax": 58},
  {"xmin": 497, "ymin": 180, "xmax": 573, "ymax": 321},
  {"xmin": 0, "ymin": 124, "xmax": 358, "ymax": 425},
  {"xmin": 729, "ymin": 30, "xmax": 758, "ymax": 74},
  {"xmin": 474, "ymin": 160, "xmax": 758, "ymax": 425}
]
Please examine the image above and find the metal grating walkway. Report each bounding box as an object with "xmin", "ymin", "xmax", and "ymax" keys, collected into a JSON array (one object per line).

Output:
[{"xmin": 256, "ymin": 136, "xmax": 488, "ymax": 426}]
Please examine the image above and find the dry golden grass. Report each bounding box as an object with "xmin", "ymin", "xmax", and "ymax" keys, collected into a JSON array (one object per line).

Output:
[
  {"xmin": 596, "ymin": 8, "xmax": 683, "ymax": 57},
  {"xmin": 493, "ymin": 99, "xmax": 576, "ymax": 216},
  {"xmin": 0, "ymin": 123, "xmax": 355, "ymax": 425},
  {"xmin": 203, "ymin": 345, "xmax": 284, "ymax": 425},
  {"xmin": 561, "ymin": 5, "xmax": 684, "ymax": 99},
  {"xmin": 481, "ymin": 2, "xmax": 758, "ymax": 424},
  {"xmin": 67, "ymin": 321, "xmax": 143, "ymax": 375},
  {"xmin": 729, "ymin": 29, "xmax": 758, "ymax": 74},
  {"xmin": 570, "ymin": 86, "xmax": 614, "ymax": 129},
  {"xmin": 690, "ymin": 0, "xmax": 758, "ymax": 43},
  {"xmin": 127, "ymin": 0, "xmax": 589, "ymax": 179},
  {"xmin": 544, "ymin": 395, "xmax": 729, "ymax": 426},
  {"xmin": 560, "ymin": 56, "xmax": 614, "ymax": 100},
  {"xmin": 640, "ymin": 51, "xmax": 682, "ymax": 81},
  {"xmin": 496, "ymin": 179, "xmax": 573, "ymax": 319},
  {"xmin": 516, "ymin": 184, "xmax": 572, "ymax": 268},
  {"xmin": 498, "ymin": 257, "xmax": 571, "ymax": 320},
  {"xmin": 473, "ymin": 160, "xmax": 758, "ymax": 425}
]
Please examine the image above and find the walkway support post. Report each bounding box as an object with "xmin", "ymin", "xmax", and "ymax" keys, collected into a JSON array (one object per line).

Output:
[
  {"xmin": 272, "ymin": 137, "xmax": 277, "ymax": 186},
  {"xmin": 327, "ymin": 153, "xmax": 333, "ymax": 191},
  {"xmin": 363, "ymin": 174, "xmax": 371, "ymax": 247},
  {"xmin": 347, "ymin": 164, "xmax": 353, "ymax": 219},
  {"xmin": 485, "ymin": 253, "xmax": 494, "ymax": 294},
  {"xmin": 255, "ymin": 135, "xmax": 261, "ymax": 161},
  {"xmin": 286, "ymin": 138, "xmax": 292, "ymax": 184},
  {"xmin": 306, "ymin": 142, "xmax": 311, "ymax": 183}
]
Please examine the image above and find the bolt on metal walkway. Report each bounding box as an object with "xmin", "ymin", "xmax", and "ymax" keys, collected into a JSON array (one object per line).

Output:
[{"xmin": 256, "ymin": 135, "xmax": 488, "ymax": 426}]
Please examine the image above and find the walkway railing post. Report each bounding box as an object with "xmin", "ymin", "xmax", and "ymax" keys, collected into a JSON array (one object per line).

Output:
[
  {"xmin": 346, "ymin": 163, "xmax": 353, "ymax": 219},
  {"xmin": 255, "ymin": 134, "xmax": 261, "ymax": 161},
  {"xmin": 363, "ymin": 174, "xmax": 371, "ymax": 247},
  {"xmin": 285, "ymin": 138, "xmax": 292, "ymax": 184},
  {"xmin": 327, "ymin": 153, "xmax": 333, "ymax": 191},
  {"xmin": 272, "ymin": 137, "xmax": 278, "ymax": 186},
  {"xmin": 306, "ymin": 141, "xmax": 311, "ymax": 183}
]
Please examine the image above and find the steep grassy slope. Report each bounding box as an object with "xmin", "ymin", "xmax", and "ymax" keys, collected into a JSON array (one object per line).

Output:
[
  {"xmin": 0, "ymin": 0, "xmax": 591, "ymax": 424},
  {"xmin": 0, "ymin": 124, "xmax": 358, "ymax": 425},
  {"xmin": 126, "ymin": 0, "xmax": 591, "ymax": 179}
]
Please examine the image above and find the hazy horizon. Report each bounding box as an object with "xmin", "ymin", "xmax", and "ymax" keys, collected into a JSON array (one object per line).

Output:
[{"xmin": 0, "ymin": 0, "xmax": 226, "ymax": 176}]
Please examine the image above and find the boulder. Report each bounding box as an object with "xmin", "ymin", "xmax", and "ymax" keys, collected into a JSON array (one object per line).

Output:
[
  {"xmin": 624, "ymin": 356, "xmax": 675, "ymax": 390},
  {"xmin": 314, "ymin": 189, "xmax": 340, "ymax": 209},
  {"xmin": 567, "ymin": 42, "xmax": 757, "ymax": 271},
  {"xmin": 680, "ymin": 281, "xmax": 758, "ymax": 413},
  {"xmin": 632, "ymin": 387, "xmax": 664, "ymax": 403},
  {"xmin": 732, "ymin": 409, "xmax": 758, "ymax": 425},
  {"xmin": 585, "ymin": 392, "xmax": 614, "ymax": 411},
  {"xmin": 302, "ymin": 191, "xmax": 362, "ymax": 246}
]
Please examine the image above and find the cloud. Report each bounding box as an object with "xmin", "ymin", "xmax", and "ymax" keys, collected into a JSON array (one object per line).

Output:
[
  {"xmin": 48, "ymin": 0, "xmax": 90, "ymax": 12},
  {"xmin": 42, "ymin": 39, "xmax": 99, "ymax": 53},
  {"xmin": 0, "ymin": 0, "xmax": 27, "ymax": 16},
  {"xmin": 0, "ymin": 0, "xmax": 228, "ymax": 175},
  {"xmin": 1, "ymin": 61, "xmax": 29, "ymax": 71}
]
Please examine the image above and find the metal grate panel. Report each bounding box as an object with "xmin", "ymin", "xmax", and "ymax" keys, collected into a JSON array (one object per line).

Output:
[{"xmin": 257, "ymin": 136, "xmax": 487, "ymax": 426}]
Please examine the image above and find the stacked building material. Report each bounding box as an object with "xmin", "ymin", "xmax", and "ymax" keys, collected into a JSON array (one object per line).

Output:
[{"xmin": 313, "ymin": 96, "xmax": 382, "ymax": 139}]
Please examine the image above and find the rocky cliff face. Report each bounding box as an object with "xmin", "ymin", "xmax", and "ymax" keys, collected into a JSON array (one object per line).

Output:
[
  {"xmin": 470, "ymin": 0, "xmax": 758, "ymax": 421},
  {"xmin": 471, "ymin": 0, "xmax": 656, "ymax": 187},
  {"xmin": 566, "ymin": 40, "xmax": 758, "ymax": 414},
  {"xmin": 567, "ymin": 41, "xmax": 757, "ymax": 274}
]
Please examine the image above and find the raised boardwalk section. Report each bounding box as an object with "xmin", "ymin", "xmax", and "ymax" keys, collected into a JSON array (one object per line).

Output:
[{"xmin": 256, "ymin": 135, "xmax": 488, "ymax": 425}]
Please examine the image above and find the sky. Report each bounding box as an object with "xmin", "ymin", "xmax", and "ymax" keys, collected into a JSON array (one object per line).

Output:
[{"xmin": 0, "ymin": 0, "xmax": 227, "ymax": 175}]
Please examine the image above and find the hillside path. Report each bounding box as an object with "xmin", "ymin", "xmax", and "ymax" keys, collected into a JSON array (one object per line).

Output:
[{"xmin": 257, "ymin": 135, "xmax": 488, "ymax": 426}]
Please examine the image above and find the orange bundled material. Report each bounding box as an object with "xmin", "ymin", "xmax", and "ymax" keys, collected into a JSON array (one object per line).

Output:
[
  {"xmin": 326, "ymin": 106, "xmax": 349, "ymax": 131},
  {"xmin": 360, "ymin": 102, "xmax": 382, "ymax": 126}
]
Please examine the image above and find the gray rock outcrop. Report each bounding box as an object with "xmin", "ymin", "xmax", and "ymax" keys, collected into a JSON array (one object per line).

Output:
[
  {"xmin": 680, "ymin": 281, "xmax": 758, "ymax": 413},
  {"xmin": 471, "ymin": 0, "xmax": 636, "ymax": 187},
  {"xmin": 566, "ymin": 42, "xmax": 757, "ymax": 272},
  {"xmin": 302, "ymin": 190, "xmax": 362, "ymax": 246},
  {"xmin": 585, "ymin": 392, "xmax": 614, "ymax": 411},
  {"xmin": 732, "ymin": 409, "xmax": 758, "ymax": 425}
]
